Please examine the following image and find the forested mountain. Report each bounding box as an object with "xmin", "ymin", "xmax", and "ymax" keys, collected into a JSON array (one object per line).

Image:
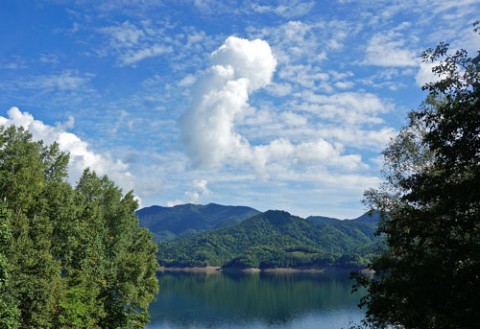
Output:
[
  {"xmin": 136, "ymin": 203, "xmax": 260, "ymax": 241},
  {"xmin": 157, "ymin": 210, "xmax": 382, "ymax": 269}
]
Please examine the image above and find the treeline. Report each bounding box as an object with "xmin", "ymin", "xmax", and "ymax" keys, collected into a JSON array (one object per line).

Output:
[
  {"xmin": 0, "ymin": 126, "xmax": 158, "ymax": 328},
  {"xmin": 222, "ymin": 248, "xmax": 371, "ymax": 270}
]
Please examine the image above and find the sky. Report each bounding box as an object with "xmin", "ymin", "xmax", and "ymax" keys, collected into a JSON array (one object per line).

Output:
[{"xmin": 1, "ymin": 0, "xmax": 479, "ymax": 218}]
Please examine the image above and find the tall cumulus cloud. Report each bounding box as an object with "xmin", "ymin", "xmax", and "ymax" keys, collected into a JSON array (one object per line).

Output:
[{"xmin": 179, "ymin": 36, "xmax": 365, "ymax": 175}]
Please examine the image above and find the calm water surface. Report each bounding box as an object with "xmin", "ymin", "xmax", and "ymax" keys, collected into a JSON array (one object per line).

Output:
[{"xmin": 146, "ymin": 271, "xmax": 364, "ymax": 329}]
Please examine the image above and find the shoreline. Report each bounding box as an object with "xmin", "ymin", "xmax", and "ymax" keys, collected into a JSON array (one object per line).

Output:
[
  {"xmin": 158, "ymin": 266, "xmax": 371, "ymax": 274},
  {"xmin": 158, "ymin": 266, "xmax": 221, "ymax": 273}
]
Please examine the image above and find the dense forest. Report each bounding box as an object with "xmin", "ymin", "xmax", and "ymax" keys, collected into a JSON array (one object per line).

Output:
[
  {"xmin": 153, "ymin": 210, "xmax": 383, "ymax": 269},
  {"xmin": 0, "ymin": 127, "xmax": 158, "ymax": 328}
]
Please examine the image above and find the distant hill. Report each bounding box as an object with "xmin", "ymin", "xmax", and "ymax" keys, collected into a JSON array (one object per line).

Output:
[
  {"xmin": 307, "ymin": 210, "xmax": 380, "ymax": 241},
  {"xmin": 306, "ymin": 215, "xmax": 344, "ymax": 225},
  {"xmin": 156, "ymin": 209, "xmax": 382, "ymax": 269},
  {"xmin": 136, "ymin": 203, "xmax": 260, "ymax": 241},
  {"xmin": 352, "ymin": 210, "xmax": 381, "ymax": 223},
  {"xmin": 308, "ymin": 210, "xmax": 380, "ymax": 225}
]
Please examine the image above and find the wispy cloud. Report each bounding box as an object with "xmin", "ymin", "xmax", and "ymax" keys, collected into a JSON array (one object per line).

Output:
[
  {"xmin": 167, "ymin": 179, "xmax": 211, "ymax": 206},
  {"xmin": 251, "ymin": 0, "xmax": 315, "ymax": 18},
  {"xmin": 99, "ymin": 21, "xmax": 173, "ymax": 66},
  {"xmin": 97, "ymin": 20, "xmax": 219, "ymax": 70},
  {"xmin": 363, "ymin": 30, "xmax": 418, "ymax": 67},
  {"xmin": 294, "ymin": 91, "xmax": 391, "ymax": 125},
  {"xmin": 121, "ymin": 45, "xmax": 172, "ymax": 65},
  {"xmin": 22, "ymin": 71, "xmax": 94, "ymax": 91}
]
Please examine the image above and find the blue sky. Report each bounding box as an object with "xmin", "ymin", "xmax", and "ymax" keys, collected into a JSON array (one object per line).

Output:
[{"xmin": 1, "ymin": 0, "xmax": 479, "ymax": 218}]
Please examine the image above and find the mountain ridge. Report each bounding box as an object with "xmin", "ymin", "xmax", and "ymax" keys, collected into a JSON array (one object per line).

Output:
[
  {"xmin": 136, "ymin": 203, "xmax": 383, "ymax": 269},
  {"xmin": 151, "ymin": 208, "xmax": 381, "ymax": 269},
  {"xmin": 136, "ymin": 203, "xmax": 260, "ymax": 241}
]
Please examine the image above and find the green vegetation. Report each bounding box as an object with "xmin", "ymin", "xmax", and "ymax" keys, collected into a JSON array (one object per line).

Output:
[
  {"xmin": 0, "ymin": 126, "xmax": 158, "ymax": 328},
  {"xmin": 354, "ymin": 23, "xmax": 480, "ymax": 329},
  {"xmin": 156, "ymin": 210, "xmax": 381, "ymax": 269}
]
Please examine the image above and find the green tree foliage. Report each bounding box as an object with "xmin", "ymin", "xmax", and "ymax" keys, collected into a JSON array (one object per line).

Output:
[
  {"xmin": 0, "ymin": 126, "xmax": 158, "ymax": 328},
  {"xmin": 0, "ymin": 203, "xmax": 19, "ymax": 328},
  {"xmin": 355, "ymin": 23, "xmax": 480, "ymax": 329}
]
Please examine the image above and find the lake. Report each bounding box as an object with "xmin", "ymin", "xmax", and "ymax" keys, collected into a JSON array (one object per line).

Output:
[{"xmin": 146, "ymin": 270, "xmax": 365, "ymax": 329}]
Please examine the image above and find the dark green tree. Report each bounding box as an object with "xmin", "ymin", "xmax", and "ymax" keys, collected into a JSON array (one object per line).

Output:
[
  {"xmin": 75, "ymin": 170, "xmax": 159, "ymax": 328},
  {"xmin": 355, "ymin": 23, "xmax": 480, "ymax": 329},
  {"xmin": 0, "ymin": 126, "xmax": 159, "ymax": 328},
  {"xmin": 0, "ymin": 203, "xmax": 19, "ymax": 329},
  {"xmin": 0, "ymin": 126, "xmax": 63, "ymax": 328}
]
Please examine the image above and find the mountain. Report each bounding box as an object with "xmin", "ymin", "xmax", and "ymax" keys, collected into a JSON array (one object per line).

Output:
[
  {"xmin": 157, "ymin": 210, "xmax": 381, "ymax": 269},
  {"xmin": 308, "ymin": 210, "xmax": 380, "ymax": 224},
  {"xmin": 136, "ymin": 203, "xmax": 260, "ymax": 241},
  {"xmin": 308, "ymin": 210, "xmax": 380, "ymax": 240},
  {"xmin": 306, "ymin": 215, "xmax": 343, "ymax": 225},
  {"xmin": 353, "ymin": 210, "xmax": 381, "ymax": 223}
]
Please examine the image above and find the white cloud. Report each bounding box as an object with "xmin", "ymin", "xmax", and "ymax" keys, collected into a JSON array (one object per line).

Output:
[
  {"xmin": 0, "ymin": 107, "xmax": 135, "ymax": 193},
  {"xmin": 316, "ymin": 125, "xmax": 397, "ymax": 151},
  {"xmin": 177, "ymin": 74, "xmax": 197, "ymax": 87},
  {"xmin": 279, "ymin": 64, "xmax": 329, "ymax": 89},
  {"xmin": 334, "ymin": 81, "xmax": 354, "ymax": 89},
  {"xmin": 251, "ymin": 139, "xmax": 365, "ymax": 175},
  {"xmin": 246, "ymin": 20, "xmax": 353, "ymax": 95},
  {"xmin": 295, "ymin": 91, "xmax": 391, "ymax": 125},
  {"xmin": 251, "ymin": 0, "xmax": 315, "ymax": 18},
  {"xmin": 121, "ymin": 45, "xmax": 173, "ymax": 65},
  {"xmin": 179, "ymin": 36, "xmax": 368, "ymax": 176},
  {"xmin": 179, "ymin": 36, "xmax": 277, "ymax": 168},
  {"xmin": 193, "ymin": 0, "xmax": 217, "ymax": 12},
  {"xmin": 210, "ymin": 36, "xmax": 277, "ymax": 91},
  {"xmin": 415, "ymin": 61, "xmax": 439, "ymax": 87},
  {"xmin": 99, "ymin": 20, "xmax": 174, "ymax": 66},
  {"xmin": 251, "ymin": 21, "xmax": 334, "ymax": 65},
  {"xmin": 281, "ymin": 111, "xmax": 307, "ymax": 126},
  {"xmin": 363, "ymin": 31, "xmax": 418, "ymax": 67},
  {"xmin": 266, "ymin": 81, "xmax": 293, "ymax": 96},
  {"xmin": 100, "ymin": 21, "xmax": 144, "ymax": 47},
  {"xmin": 1, "ymin": 58, "xmax": 27, "ymax": 70},
  {"xmin": 167, "ymin": 179, "xmax": 211, "ymax": 206},
  {"xmin": 20, "ymin": 71, "xmax": 93, "ymax": 91}
]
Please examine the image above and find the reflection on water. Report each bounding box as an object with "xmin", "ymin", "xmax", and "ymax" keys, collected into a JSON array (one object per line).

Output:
[{"xmin": 146, "ymin": 271, "xmax": 364, "ymax": 329}]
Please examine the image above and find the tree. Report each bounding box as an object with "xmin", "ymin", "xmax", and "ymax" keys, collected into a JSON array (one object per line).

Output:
[
  {"xmin": 355, "ymin": 22, "xmax": 480, "ymax": 329},
  {"xmin": 0, "ymin": 126, "xmax": 159, "ymax": 328},
  {"xmin": 75, "ymin": 170, "xmax": 159, "ymax": 328},
  {"xmin": 0, "ymin": 126, "xmax": 63, "ymax": 328},
  {"xmin": 0, "ymin": 203, "xmax": 19, "ymax": 329}
]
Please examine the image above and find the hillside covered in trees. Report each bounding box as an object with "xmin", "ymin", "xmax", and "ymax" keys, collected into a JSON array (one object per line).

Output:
[
  {"xmin": 152, "ymin": 209, "xmax": 382, "ymax": 269},
  {"xmin": 0, "ymin": 126, "xmax": 159, "ymax": 328}
]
